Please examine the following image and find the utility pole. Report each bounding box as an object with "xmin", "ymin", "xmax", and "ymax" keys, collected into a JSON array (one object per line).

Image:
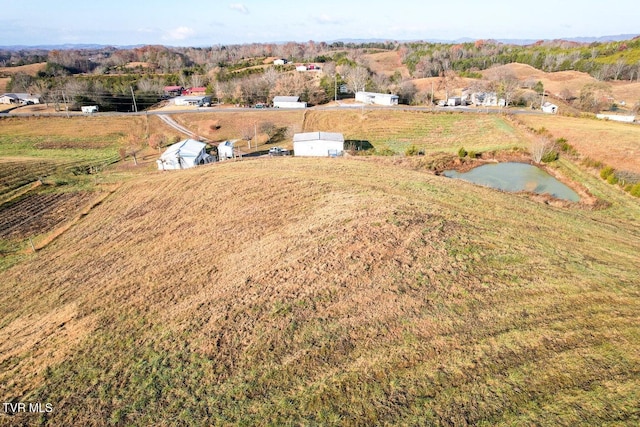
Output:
[
  {"xmin": 130, "ymin": 86, "xmax": 138, "ymax": 113},
  {"xmin": 334, "ymin": 74, "xmax": 338, "ymax": 102},
  {"xmin": 61, "ymin": 91, "xmax": 70, "ymax": 118}
]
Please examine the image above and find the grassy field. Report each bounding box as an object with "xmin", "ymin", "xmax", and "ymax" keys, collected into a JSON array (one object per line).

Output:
[
  {"xmin": 515, "ymin": 114, "xmax": 640, "ymax": 175},
  {"xmin": 1, "ymin": 111, "xmax": 639, "ymax": 425},
  {"xmin": 0, "ymin": 153, "xmax": 639, "ymax": 425}
]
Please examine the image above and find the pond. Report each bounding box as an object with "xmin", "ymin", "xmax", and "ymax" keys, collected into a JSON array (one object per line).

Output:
[{"xmin": 442, "ymin": 162, "xmax": 580, "ymax": 202}]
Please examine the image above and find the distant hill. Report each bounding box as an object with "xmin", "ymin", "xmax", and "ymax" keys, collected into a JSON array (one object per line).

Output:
[{"xmin": 1, "ymin": 34, "xmax": 638, "ymax": 50}]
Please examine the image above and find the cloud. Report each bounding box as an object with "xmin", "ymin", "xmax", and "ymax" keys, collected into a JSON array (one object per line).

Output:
[
  {"xmin": 229, "ymin": 3, "xmax": 249, "ymax": 14},
  {"xmin": 164, "ymin": 26, "xmax": 196, "ymax": 41},
  {"xmin": 314, "ymin": 14, "xmax": 343, "ymax": 25}
]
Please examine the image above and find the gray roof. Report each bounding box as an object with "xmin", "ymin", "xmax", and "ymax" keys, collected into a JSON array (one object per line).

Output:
[
  {"xmin": 293, "ymin": 132, "xmax": 344, "ymax": 143},
  {"xmin": 273, "ymin": 96, "xmax": 300, "ymax": 103}
]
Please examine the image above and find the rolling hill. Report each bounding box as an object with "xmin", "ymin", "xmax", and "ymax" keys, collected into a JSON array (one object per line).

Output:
[{"xmin": 1, "ymin": 155, "xmax": 639, "ymax": 425}]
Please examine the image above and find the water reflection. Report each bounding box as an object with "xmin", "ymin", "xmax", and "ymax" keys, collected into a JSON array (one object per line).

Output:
[{"xmin": 443, "ymin": 162, "xmax": 580, "ymax": 202}]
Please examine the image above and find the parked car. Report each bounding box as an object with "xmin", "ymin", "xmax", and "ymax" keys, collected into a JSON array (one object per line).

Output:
[{"xmin": 269, "ymin": 147, "xmax": 289, "ymax": 156}]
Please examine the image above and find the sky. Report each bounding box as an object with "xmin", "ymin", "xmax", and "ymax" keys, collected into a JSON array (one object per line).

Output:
[{"xmin": 1, "ymin": 0, "xmax": 639, "ymax": 47}]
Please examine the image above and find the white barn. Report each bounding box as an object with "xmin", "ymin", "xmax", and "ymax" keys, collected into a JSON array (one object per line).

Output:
[
  {"xmin": 293, "ymin": 132, "xmax": 345, "ymax": 157},
  {"xmin": 157, "ymin": 139, "xmax": 213, "ymax": 170},
  {"xmin": 355, "ymin": 91, "xmax": 399, "ymax": 106},
  {"xmin": 273, "ymin": 96, "xmax": 307, "ymax": 109}
]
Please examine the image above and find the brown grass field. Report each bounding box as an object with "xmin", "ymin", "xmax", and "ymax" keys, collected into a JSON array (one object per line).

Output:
[
  {"xmin": 515, "ymin": 114, "xmax": 640, "ymax": 174},
  {"xmin": 0, "ymin": 153, "xmax": 639, "ymax": 425},
  {"xmin": 364, "ymin": 50, "xmax": 411, "ymax": 78},
  {"xmin": 0, "ymin": 111, "xmax": 639, "ymax": 425}
]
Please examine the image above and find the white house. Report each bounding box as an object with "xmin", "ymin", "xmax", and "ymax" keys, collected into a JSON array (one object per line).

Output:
[
  {"xmin": 293, "ymin": 132, "xmax": 345, "ymax": 157},
  {"xmin": 471, "ymin": 92, "xmax": 505, "ymax": 107},
  {"xmin": 157, "ymin": 139, "xmax": 213, "ymax": 170},
  {"xmin": 272, "ymin": 96, "xmax": 307, "ymax": 109},
  {"xmin": 81, "ymin": 105, "xmax": 98, "ymax": 114},
  {"xmin": 273, "ymin": 58, "xmax": 287, "ymax": 65},
  {"xmin": 355, "ymin": 91, "xmax": 399, "ymax": 106},
  {"xmin": 217, "ymin": 140, "xmax": 236, "ymax": 160},
  {"xmin": 0, "ymin": 93, "xmax": 41, "ymax": 105},
  {"xmin": 541, "ymin": 102, "xmax": 558, "ymax": 114},
  {"xmin": 596, "ymin": 113, "xmax": 635, "ymax": 123},
  {"xmin": 296, "ymin": 65, "xmax": 308, "ymax": 72}
]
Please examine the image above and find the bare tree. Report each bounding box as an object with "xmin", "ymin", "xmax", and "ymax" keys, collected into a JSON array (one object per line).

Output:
[
  {"xmin": 531, "ymin": 137, "xmax": 556, "ymax": 164},
  {"xmin": 611, "ymin": 58, "xmax": 627, "ymax": 81},
  {"xmin": 339, "ymin": 65, "xmax": 369, "ymax": 94},
  {"xmin": 486, "ymin": 68, "xmax": 520, "ymax": 107}
]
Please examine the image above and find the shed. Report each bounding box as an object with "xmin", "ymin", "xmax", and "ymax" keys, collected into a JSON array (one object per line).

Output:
[
  {"xmin": 355, "ymin": 91, "xmax": 399, "ymax": 106},
  {"xmin": 293, "ymin": 132, "xmax": 345, "ymax": 157},
  {"xmin": 541, "ymin": 102, "xmax": 558, "ymax": 114},
  {"xmin": 273, "ymin": 58, "xmax": 287, "ymax": 65},
  {"xmin": 156, "ymin": 139, "xmax": 213, "ymax": 170},
  {"xmin": 81, "ymin": 105, "xmax": 98, "ymax": 114},
  {"xmin": 273, "ymin": 96, "xmax": 307, "ymax": 109},
  {"xmin": 217, "ymin": 140, "xmax": 236, "ymax": 160}
]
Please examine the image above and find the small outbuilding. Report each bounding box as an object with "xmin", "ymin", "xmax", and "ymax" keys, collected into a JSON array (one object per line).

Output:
[
  {"xmin": 217, "ymin": 140, "xmax": 236, "ymax": 160},
  {"xmin": 541, "ymin": 102, "xmax": 558, "ymax": 114},
  {"xmin": 293, "ymin": 132, "xmax": 345, "ymax": 157},
  {"xmin": 273, "ymin": 96, "xmax": 307, "ymax": 109},
  {"xmin": 355, "ymin": 91, "xmax": 399, "ymax": 106},
  {"xmin": 157, "ymin": 139, "xmax": 213, "ymax": 170},
  {"xmin": 81, "ymin": 105, "xmax": 98, "ymax": 114}
]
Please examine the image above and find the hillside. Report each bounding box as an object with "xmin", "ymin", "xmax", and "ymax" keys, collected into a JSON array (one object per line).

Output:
[{"xmin": 1, "ymin": 156, "xmax": 639, "ymax": 425}]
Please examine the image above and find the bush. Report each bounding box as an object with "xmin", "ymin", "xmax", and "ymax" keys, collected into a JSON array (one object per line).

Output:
[
  {"xmin": 458, "ymin": 147, "xmax": 468, "ymax": 158},
  {"xmin": 541, "ymin": 150, "xmax": 559, "ymax": 163},
  {"xmin": 375, "ymin": 146, "xmax": 396, "ymax": 156},
  {"xmin": 600, "ymin": 166, "xmax": 615, "ymax": 179},
  {"xmin": 405, "ymin": 145, "xmax": 419, "ymax": 156},
  {"xmin": 607, "ymin": 174, "xmax": 619, "ymax": 185},
  {"xmin": 630, "ymin": 183, "xmax": 640, "ymax": 197}
]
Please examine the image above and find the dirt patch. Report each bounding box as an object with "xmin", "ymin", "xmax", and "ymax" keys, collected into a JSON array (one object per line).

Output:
[{"xmin": 0, "ymin": 191, "xmax": 95, "ymax": 240}]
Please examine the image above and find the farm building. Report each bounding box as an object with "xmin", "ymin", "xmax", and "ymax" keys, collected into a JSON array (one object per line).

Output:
[
  {"xmin": 541, "ymin": 102, "xmax": 558, "ymax": 114},
  {"xmin": 187, "ymin": 87, "xmax": 207, "ymax": 96},
  {"xmin": 273, "ymin": 96, "xmax": 307, "ymax": 109},
  {"xmin": 163, "ymin": 86, "xmax": 184, "ymax": 97},
  {"xmin": 273, "ymin": 58, "xmax": 288, "ymax": 65},
  {"xmin": 596, "ymin": 113, "xmax": 635, "ymax": 123},
  {"xmin": 0, "ymin": 93, "xmax": 41, "ymax": 105},
  {"xmin": 355, "ymin": 91, "xmax": 399, "ymax": 106},
  {"xmin": 217, "ymin": 140, "xmax": 236, "ymax": 160},
  {"xmin": 81, "ymin": 105, "xmax": 98, "ymax": 114},
  {"xmin": 156, "ymin": 139, "xmax": 213, "ymax": 170},
  {"xmin": 173, "ymin": 96, "xmax": 212, "ymax": 107},
  {"xmin": 293, "ymin": 132, "xmax": 345, "ymax": 157}
]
